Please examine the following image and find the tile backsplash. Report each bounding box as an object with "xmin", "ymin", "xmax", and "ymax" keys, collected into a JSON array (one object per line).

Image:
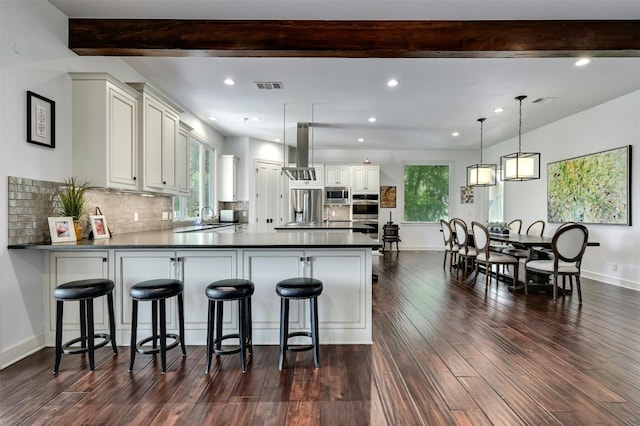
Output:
[{"xmin": 8, "ymin": 176, "xmax": 174, "ymax": 245}]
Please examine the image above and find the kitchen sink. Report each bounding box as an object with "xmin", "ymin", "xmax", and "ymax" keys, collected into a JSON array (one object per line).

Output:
[{"xmin": 173, "ymin": 223, "xmax": 234, "ymax": 233}]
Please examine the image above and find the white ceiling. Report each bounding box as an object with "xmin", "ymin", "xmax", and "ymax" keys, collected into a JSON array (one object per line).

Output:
[{"xmin": 49, "ymin": 0, "xmax": 640, "ymax": 150}]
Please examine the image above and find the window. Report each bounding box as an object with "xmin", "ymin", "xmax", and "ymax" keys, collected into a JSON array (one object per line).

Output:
[
  {"xmin": 173, "ymin": 137, "xmax": 214, "ymax": 220},
  {"xmin": 403, "ymin": 164, "xmax": 450, "ymax": 222},
  {"xmin": 488, "ymin": 178, "xmax": 504, "ymax": 222}
]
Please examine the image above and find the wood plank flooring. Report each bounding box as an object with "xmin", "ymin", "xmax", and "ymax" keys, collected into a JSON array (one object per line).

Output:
[{"xmin": 1, "ymin": 251, "xmax": 639, "ymax": 425}]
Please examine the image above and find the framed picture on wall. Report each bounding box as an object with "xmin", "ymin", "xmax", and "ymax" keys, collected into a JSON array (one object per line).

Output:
[
  {"xmin": 48, "ymin": 217, "xmax": 76, "ymax": 243},
  {"xmin": 89, "ymin": 215, "xmax": 110, "ymax": 239},
  {"xmin": 27, "ymin": 91, "xmax": 56, "ymax": 148}
]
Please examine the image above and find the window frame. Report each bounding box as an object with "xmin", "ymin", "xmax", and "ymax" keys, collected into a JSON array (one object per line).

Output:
[
  {"xmin": 173, "ymin": 135, "xmax": 215, "ymax": 220},
  {"xmin": 402, "ymin": 161, "xmax": 453, "ymax": 223}
]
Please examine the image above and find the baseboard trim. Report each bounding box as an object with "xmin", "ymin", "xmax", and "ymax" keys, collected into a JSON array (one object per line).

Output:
[
  {"xmin": 582, "ymin": 271, "xmax": 640, "ymax": 292},
  {"xmin": 1, "ymin": 333, "xmax": 46, "ymax": 370}
]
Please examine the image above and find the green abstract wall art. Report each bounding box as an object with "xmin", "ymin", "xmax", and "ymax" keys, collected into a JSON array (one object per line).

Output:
[{"xmin": 547, "ymin": 145, "xmax": 631, "ymax": 225}]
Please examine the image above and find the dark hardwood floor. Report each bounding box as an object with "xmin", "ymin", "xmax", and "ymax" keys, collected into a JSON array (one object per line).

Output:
[{"xmin": 1, "ymin": 252, "xmax": 639, "ymax": 425}]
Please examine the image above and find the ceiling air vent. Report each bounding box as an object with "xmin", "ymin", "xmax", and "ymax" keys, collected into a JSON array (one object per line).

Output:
[{"xmin": 255, "ymin": 82, "xmax": 283, "ymax": 90}]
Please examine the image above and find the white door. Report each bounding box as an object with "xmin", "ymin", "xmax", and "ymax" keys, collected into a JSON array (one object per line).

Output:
[{"xmin": 254, "ymin": 159, "xmax": 282, "ymax": 232}]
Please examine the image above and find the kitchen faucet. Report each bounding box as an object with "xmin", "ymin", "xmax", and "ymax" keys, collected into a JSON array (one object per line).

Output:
[{"xmin": 200, "ymin": 206, "xmax": 214, "ymax": 224}]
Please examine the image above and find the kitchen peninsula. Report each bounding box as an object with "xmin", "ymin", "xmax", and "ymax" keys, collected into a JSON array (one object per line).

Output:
[{"xmin": 9, "ymin": 230, "xmax": 379, "ymax": 347}]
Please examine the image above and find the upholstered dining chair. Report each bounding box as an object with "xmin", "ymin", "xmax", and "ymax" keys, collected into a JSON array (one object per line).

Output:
[
  {"xmin": 472, "ymin": 221, "xmax": 520, "ymax": 289},
  {"xmin": 524, "ymin": 223, "xmax": 589, "ymax": 302},
  {"xmin": 439, "ymin": 219, "xmax": 458, "ymax": 270},
  {"xmin": 452, "ymin": 218, "xmax": 476, "ymax": 277}
]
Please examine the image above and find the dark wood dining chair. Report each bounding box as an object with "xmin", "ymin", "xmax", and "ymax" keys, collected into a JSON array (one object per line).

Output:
[
  {"xmin": 472, "ymin": 221, "xmax": 520, "ymax": 289},
  {"xmin": 524, "ymin": 223, "xmax": 589, "ymax": 302},
  {"xmin": 452, "ymin": 218, "xmax": 476, "ymax": 277},
  {"xmin": 439, "ymin": 219, "xmax": 458, "ymax": 270}
]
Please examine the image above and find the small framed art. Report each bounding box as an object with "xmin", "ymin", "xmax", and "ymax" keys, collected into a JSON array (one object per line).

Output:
[
  {"xmin": 48, "ymin": 217, "xmax": 76, "ymax": 243},
  {"xmin": 89, "ymin": 215, "xmax": 110, "ymax": 239},
  {"xmin": 27, "ymin": 91, "xmax": 55, "ymax": 148}
]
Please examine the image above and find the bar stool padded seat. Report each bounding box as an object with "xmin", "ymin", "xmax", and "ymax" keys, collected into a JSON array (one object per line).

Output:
[
  {"xmin": 54, "ymin": 278, "xmax": 115, "ymax": 300},
  {"xmin": 276, "ymin": 278, "xmax": 323, "ymax": 299},
  {"xmin": 205, "ymin": 279, "xmax": 254, "ymax": 300},
  {"xmin": 130, "ymin": 278, "xmax": 183, "ymax": 300}
]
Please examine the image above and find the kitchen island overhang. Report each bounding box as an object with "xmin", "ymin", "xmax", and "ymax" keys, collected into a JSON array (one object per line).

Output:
[{"xmin": 10, "ymin": 230, "xmax": 379, "ymax": 347}]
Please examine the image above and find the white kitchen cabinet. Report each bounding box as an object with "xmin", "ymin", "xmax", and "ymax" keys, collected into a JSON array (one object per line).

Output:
[
  {"xmin": 218, "ymin": 155, "xmax": 238, "ymax": 201},
  {"xmin": 351, "ymin": 165, "xmax": 379, "ymax": 194},
  {"xmin": 129, "ymin": 83, "xmax": 183, "ymax": 194},
  {"xmin": 115, "ymin": 250, "xmax": 237, "ymax": 344},
  {"xmin": 324, "ymin": 165, "xmax": 351, "ymax": 187},
  {"xmin": 47, "ymin": 251, "xmax": 110, "ymax": 346},
  {"xmin": 115, "ymin": 251, "xmax": 178, "ymax": 332},
  {"xmin": 177, "ymin": 250, "xmax": 238, "ymax": 334},
  {"xmin": 69, "ymin": 73, "xmax": 139, "ymax": 190},
  {"xmin": 243, "ymin": 250, "xmax": 305, "ymax": 339},
  {"xmin": 176, "ymin": 122, "xmax": 191, "ymax": 195},
  {"xmin": 242, "ymin": 249, "xmax": 369, "ymax": 344},
  {"xmin": 288, "ymin": 165, "xmax": 324, "ymax": 189}
]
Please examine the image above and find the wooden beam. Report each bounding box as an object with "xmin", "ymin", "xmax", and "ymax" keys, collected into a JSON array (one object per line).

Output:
[{"xmin": 68, "ymin": 19, "xmax": 640, "ymax": 58}]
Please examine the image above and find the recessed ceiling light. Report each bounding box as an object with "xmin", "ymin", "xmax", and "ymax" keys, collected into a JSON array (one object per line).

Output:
[
  {"xmin": 575, "ymin": 58, "xmax": 591, "ymax": 67},
  {"xmin": 387, "ymin": 79, "xmax": 399, "ymax": 87},
  {"xmin": 224, "ymin": 78, "xmax": 235, "ymax": 85},
  {"xmin": 251, "ymin": 117, "xmax": 261, "ymax": 121},
  {"xmin": 275, "ymin": 138, "xmax": 281, "ymax": 142},
  {"xmin": 208, "ymin": 116, "xmax": 217, "ymax": 121},
  {"xmin": 368, "ymin": 117, "xmax": 377, "ymax": 123},
  {"xmin": 452, "ymin": 132, "xmax": 460, "ymax": 137},
  {"xmin": 493, "ymin": 107, "xmax": 504, "ymax": 113},
  {"xmin": 358, "ymin": 138, "xmax": 364, "ymax": 142}
]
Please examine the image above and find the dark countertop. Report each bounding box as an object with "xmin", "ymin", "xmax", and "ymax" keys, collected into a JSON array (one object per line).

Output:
[
  {"xmin": 8, "ymin": 228, "xmax": 381, "ymax": 250},
  {"xmin": 274, "ymin": 221, "xmax": 374, "ymax": 231}
]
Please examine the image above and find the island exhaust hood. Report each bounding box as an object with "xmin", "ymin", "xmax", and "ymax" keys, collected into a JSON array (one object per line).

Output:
[{"xmin": 282, "ymin": 122, "xmax": 317, "ymax": 181}]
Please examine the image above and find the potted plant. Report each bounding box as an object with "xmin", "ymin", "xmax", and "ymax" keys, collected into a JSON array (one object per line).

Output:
[{"xmin": 57, "ymin": 177, "xmax": 89, "ymax": 240}]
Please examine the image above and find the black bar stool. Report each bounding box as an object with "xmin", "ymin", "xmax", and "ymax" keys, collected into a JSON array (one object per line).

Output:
[
  {"xmin": 275, "ymin": 277, "xmax": 323, "ymax": 370},
  {"xmin": 204, "ymin": 279, "xmax": 254, "ymax": 373},
  {"xmin": 53, "ymin": 278, "xmax": 118, "ymax": 373},
  {"xmin": 129, "ymin": 279, "xmax": 186, "ymax": 373}
]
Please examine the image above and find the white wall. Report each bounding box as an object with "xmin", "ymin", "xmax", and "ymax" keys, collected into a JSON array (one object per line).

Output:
[
  {"xmin": 485, "ymin": 91, "xmax": 639, "ymax": 290},
  {"xmin": 314, "ymin": 149, "xmax": 486, "ymax": 250},
  {"xmin": 0, "ymin": 0, "xmax": 224, "ymax": 368}
]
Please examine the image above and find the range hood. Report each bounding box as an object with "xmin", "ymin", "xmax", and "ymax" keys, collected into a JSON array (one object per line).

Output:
[{"xmin": 282, "ymin": 122, "xmax": 317, "ymax": 181}]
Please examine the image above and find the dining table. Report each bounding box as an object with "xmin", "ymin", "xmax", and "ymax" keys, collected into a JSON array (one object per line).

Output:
[{"xmin": 486, "ymin": 231, "xmax": 600, "ymax": 292}]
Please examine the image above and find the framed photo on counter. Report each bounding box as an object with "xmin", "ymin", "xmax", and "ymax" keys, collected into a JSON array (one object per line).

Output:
[
  {"xmin": 48, "ymin": 217, "xmax": 76, "ymax": 243},
  {"xmin": 89, "ymin": 215, "xmax": 110, "ymax": 239}
]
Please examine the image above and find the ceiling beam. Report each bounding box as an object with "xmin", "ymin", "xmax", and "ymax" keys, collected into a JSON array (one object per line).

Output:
[{"xmin": 68, "ymin": 19, "xmax": 640, "ymax": 58}]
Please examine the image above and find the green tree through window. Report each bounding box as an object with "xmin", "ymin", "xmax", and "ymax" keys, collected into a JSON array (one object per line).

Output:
[{"xmin": 404, "ymin": 164, "xmax": 450, "ymax": 222}]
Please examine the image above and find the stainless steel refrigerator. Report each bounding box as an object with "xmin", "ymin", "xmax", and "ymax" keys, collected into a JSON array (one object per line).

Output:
[{"xmin": 290, "ymin": 188, "xmax": 322, "ymax": 224}]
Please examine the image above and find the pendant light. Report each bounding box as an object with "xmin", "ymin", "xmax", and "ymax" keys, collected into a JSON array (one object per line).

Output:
[
  {"xmin": 500, "ymin": 95, "xmax": 540, "ymax": 181},
  {"xmin": 467, "ymin": 117, "xmax": 496, "ymax": 187}
]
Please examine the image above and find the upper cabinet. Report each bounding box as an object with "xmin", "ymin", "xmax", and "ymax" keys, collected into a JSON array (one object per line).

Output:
[
  {"xmin": 351, "ymin": 165, "xmax": 379, "ymax": 194},
  {"xmin": 324, "ymin": 165, "xmax": 351, "ymax": 187},
  {"xmin": 128, "ymin": 82, "xmax": 183, "ymax": 195},
  {"xmin": 218, "ymin": 155, "xmax": 238, "ymax": 202},
  {"xmin": 70, "ymin": 73, "xmax": 140, "ymax": 191}
]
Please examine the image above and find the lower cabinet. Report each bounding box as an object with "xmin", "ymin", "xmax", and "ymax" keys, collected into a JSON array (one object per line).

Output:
[
  {"xmin": 47, "ymin": 247, "xmax": 371, "ymax": 346},
  {"xmin": 115, "ymin": 250, "xmax": 237, "ymax": 344},
  {"xmin": 243, "ymin": 249, "xmax": 368, "ymax": 344},
  {"xmin": 47, "ymin": 251, "xmax": 110, "ymax": 346}
]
